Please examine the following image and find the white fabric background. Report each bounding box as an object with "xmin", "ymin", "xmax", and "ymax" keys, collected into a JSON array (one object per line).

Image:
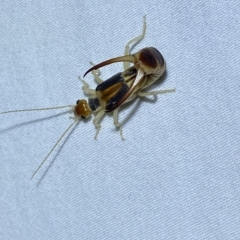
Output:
[{"xmin": 0, "ymin": 1, "xmax": 240, "ymax": 239}]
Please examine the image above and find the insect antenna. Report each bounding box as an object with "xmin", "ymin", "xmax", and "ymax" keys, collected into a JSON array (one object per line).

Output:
[
  {"xmin": 31, "ymin": 119, "xmax": 78, "ymax": 179},
  {"xmin": 0, "ymin": 105, "xmax": 75, "ymax": 115},
  {"xmin": 0, "ymin": 104, "xmax": 79, "ymax": 178}
]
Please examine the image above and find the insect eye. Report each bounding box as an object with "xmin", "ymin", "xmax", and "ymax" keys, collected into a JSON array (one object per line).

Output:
[
  {"xmin": 81, "ymin": 116, "xmax": 86, "ymax": 119},
  {"xmin": 76, "ymin": 100, "xmax": 80, "ymax": 105}
]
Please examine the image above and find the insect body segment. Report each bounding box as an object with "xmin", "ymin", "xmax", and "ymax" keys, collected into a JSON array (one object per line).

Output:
[
  {"xmin": 83, "ymin": 47, "xmax": 166, "ymax": 114},
  {"xmin": 95, "ymin": 68, "xmax": 137, "ymax": 112},
  {"xmin": 75, "ymin": 66, "xmax": 139, "ymax": 127}
]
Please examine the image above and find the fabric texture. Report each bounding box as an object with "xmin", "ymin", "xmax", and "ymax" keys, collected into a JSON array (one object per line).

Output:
[{"xmin": 0, "ymin": 1, "xmax": 240, "ymax": 239}]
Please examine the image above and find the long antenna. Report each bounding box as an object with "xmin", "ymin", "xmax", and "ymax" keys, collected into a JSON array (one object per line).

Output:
[
  {"xmin": 31, "ymin": 119, "xmax": 78, "ymax": 179},
  {"xmin": 0, "ymin": 105, "xmax": 74, "ymax": 115}
]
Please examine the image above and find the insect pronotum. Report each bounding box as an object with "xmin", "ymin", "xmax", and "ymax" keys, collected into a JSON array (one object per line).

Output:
[{"xmin": 0, "ymin": 16, "xmax": 175, "ymax": 179}]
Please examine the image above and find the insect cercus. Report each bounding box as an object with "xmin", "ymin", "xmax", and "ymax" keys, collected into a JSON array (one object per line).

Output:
[{"xmin": 0, "ymin": 16, "xmax": 175, "ymax": 179}]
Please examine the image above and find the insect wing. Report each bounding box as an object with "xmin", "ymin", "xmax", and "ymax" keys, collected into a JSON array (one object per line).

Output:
[
  {"xmin": 110, "ymin": 69, "xmax": 145, "ymax": 110},
  {"xmin": 95, "ymin": 72, "xmax": 129, "ymax": 112}
]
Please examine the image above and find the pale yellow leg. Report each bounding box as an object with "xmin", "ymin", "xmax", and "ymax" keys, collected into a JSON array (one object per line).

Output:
[
  {"xmin": 112, "ymin": 94, "xmax": 137, "ymax": 140},
  {"xmin": 138, "ymin": 88, "xmax": 176, "ymax": 97},
  {"xmin": 113, "ymin": 108, "xmax": 124, "ymax": 140},
  {"xmin": 90, "ymin": 61, "xmax": 103, "ymax": 84},
  {"xmin": 78, "ymin": 77, "xmax": 96, "ymax": 96},
  {"xmin": 93, "ymin": 110, "xmax": 105, "ymax": 139},
  {"xmin": 124, "ymin": 16, "xmax": 147, "ymax": 70}
]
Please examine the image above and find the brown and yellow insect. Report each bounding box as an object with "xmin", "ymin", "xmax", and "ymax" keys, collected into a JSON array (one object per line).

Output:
[{"xmin": 0, "ymin": 16, "xmax": 175, "ymax": 178}]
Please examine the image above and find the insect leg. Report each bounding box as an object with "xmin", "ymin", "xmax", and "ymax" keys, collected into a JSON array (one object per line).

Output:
[
  {"xmin": 138, "ymin": 88, "xmax": 176, "ymax": 97},
  {"xmin": 113, "ymin": 108, "xmax": 124, "ymax": 140},
  {"xmin": 124, "ymin": 16, "xmax": 147, "ymax": 70},
  {"xmin": 93, "ymin": 110, "xmax": 105, "ymax": 139},
  {"xmin": 78, "ymin": 77, "xmax": 97, "ymax": 96},
  {"xmin": 31, "ymin": 120, "xmax": 77, "ymax": 179},
  {"xmin": 113, "ymin": 94, "xmax": 137, "ymax": 140},
  {"xmin": 90, "ymin": 61, "xmax": 103, "ymax": 84}
]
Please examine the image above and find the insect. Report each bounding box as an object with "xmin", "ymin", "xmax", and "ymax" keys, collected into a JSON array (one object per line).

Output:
[{"xmin": 0, "ymin": 16, "xmax": 175, "ymax": 179}]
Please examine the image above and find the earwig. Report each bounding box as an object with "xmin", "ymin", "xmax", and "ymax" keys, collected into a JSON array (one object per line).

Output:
[{"xmin": 0, "ymin": 16, "xmax": 175, "ymax": 179}]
